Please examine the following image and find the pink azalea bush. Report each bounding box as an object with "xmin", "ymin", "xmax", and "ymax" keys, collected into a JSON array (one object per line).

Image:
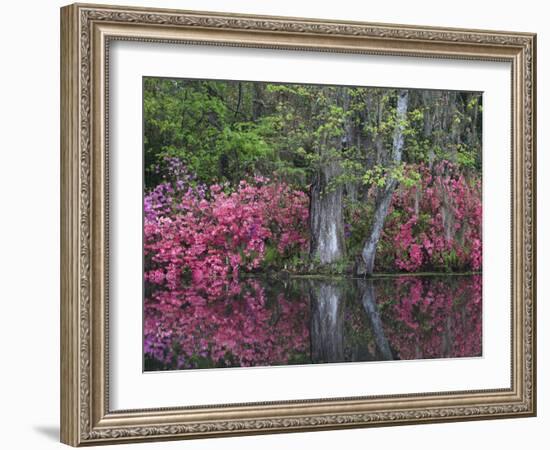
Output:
[
  {"xmin": 144, "ymin": 173, "xmax": 309, "ymax": 295},
  {"xmin": 352, "ymin": 161, "xmax": 482, "ymax": 273}
]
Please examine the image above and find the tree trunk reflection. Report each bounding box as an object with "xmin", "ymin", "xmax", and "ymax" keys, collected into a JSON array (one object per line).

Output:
[
  {"xmin": 309, "ymin": 280, "xmax": 345, "ymax": 363},
  {"xmin": 358, "ymin": 279, "xmax": 393, "ymax": 361}
]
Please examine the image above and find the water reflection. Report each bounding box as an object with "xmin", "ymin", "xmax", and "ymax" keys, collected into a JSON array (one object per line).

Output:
[
  {"xmin": 310, "ymin": 281, "xmax": 345, "ymax": 363},
  {"xmin": 360, "ymin": 280, "xmax": 393, "ymax": 361},
  {"xmin": 144, "ymin": 275, "xmax": 482, "ymax": 371}
]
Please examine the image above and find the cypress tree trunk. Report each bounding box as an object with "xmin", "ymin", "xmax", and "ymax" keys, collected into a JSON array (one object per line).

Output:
[
  {"xmin": 309, "ymin": 159, "xmax": 346, "ymax": 264},
  {"xmin": 252, "ymin": 83, "xmax": 264, "ymax": 121},
  {"xmin": 309, "ymin": 88, "xmax": 346, "ymax": 266},
  {"xmin": 360, "ymin": 89, "xmax": 409, "ymax": 275}
]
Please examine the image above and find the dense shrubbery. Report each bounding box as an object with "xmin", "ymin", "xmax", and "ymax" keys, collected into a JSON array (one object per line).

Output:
[
  {"xmin": 144, "ymin": 159, "xmax": 309, "ymax": 297},
  {"xmin": 144, "ymin": 159, "xmax": 482, "ymax": 295},
  {"xmin": 346, "ymin": 161, "xmax": 482, "ymax": 273}
]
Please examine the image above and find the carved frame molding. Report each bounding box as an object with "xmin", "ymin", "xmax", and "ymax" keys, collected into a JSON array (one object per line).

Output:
[{"xmin": 61, "ymin": 3, "xmax": 536, "ymax": 446}]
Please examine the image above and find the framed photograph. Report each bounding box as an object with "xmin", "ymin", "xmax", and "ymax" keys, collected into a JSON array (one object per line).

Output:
[{"xmin": 60, "ymin": 3, "xmax": 536, "ymax": 446}]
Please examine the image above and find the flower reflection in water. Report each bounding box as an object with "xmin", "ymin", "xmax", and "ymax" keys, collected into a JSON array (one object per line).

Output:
[{"xmin": 144, "ymin": 275, "xmax": 481, "ymax": 371}]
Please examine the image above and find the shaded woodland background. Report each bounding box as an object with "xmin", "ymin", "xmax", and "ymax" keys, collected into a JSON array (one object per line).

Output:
[{"xmin": 143, "ymin": 78, "xmax": 482, "ymax": 278}]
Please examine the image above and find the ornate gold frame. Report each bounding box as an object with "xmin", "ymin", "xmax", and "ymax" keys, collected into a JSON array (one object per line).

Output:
[{"xmin": 60, "ymin": 2, "xmax": 536, "ymax": 446}]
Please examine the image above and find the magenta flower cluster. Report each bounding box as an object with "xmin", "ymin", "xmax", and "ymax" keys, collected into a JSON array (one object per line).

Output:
[
  {"xmin": 144, "ymin": 176, "xmax": 309, "ymax": 295},
  {"xmin": 379, "ymin": 161, "xmax": 482, "ymax": 272}
]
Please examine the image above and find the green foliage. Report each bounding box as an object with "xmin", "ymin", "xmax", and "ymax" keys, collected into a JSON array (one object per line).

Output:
[
  {"xmin": 359, "ymin": 163, "xmax": 421, "ymax": 189},
  {"xmin": 145, "ymin": 78, "xmax": 278, "ymax": 187},
  {"xmin": 145, "ymin": 79, "xmax": 481, "ymax": 192},
  {"xmin": 144, "ymin": 77, "xmax": 482, "ymax": 274},
  {"xmin": 440, "ymin": 249, "xmax": 460, "ymax": 272},
  {"xmin": 343, "ymin": 200, "xmax": 374, "ymax": 258}
]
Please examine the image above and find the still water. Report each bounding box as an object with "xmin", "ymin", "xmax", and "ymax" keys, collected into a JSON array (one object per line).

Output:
[{"xmin": 144, "ymin": 275, "xmax": 482, "ymax": 371}]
